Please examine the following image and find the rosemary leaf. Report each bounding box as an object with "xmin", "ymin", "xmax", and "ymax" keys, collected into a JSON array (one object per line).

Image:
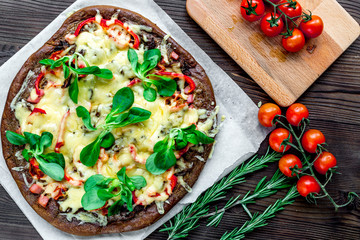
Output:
[
  {"xmin": 161, "ymin": 149, "xmax": 282, "ymax": 239},
  {"xmin": 220, "ymin": 185, "xmax": 299, "ymax": 240}
]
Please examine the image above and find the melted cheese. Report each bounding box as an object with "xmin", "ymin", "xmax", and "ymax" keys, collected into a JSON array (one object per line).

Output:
[
  {"xmin": 62, "ymin": 211, "xmax": 108, "ymax": 226},
  {"xmin": 13, "ymin": 16, "xmax": 216, "ymax": 223},
  {"xmin": 59, "ymin": 187, "xmax": 85, "ymax": 213}
]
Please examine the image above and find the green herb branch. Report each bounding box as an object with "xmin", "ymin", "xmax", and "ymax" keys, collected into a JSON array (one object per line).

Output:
[
  {"xmin": 145, "ymin": 124, "xmax": 214, "ymax": 175},
  {"xmin": 40, "ymin": 52, "xmax": 114, "ymax": 104},
  {"xmin": 77, "ymin": 87, "xmax": 151, "ymax": 167},
  {"xmin": 160, "ymin": 149, "xmax": 282, "ymax": 239},
  {"xmin": 81, "ymin": 167, "xmax": 147, "ymax": 215},
  {"xmin": 127, "ymin": 48, "xmax": 177, "ymax": 102},
  {"xmin": 220, "ymin": 185, "xmax": 299, "ymax": 240},
  {"xmin": 6, "ymin": 131, "xmax": 65, "ymax": 181},
  {"xmin": 205, "ymin": 170, "xmax": 291, "ymax": 227}
]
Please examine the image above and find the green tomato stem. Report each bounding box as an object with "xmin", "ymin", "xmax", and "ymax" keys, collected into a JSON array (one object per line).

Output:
[
  {"xmin": 275, "ymin": 118, "xmax": 342, "ymax": 210},
  {"xmin": 264, "ymin": 0, "xmax": 300, "ymax": 29}
]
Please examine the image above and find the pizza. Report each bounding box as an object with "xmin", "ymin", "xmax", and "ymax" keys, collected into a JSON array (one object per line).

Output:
[{"xmin": 1, "ymin": 5, "xmax": 218, "ymax": 235}]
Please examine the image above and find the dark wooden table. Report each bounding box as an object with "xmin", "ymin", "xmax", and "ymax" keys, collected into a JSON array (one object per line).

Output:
[{"xmin": 0, "ymin": 0, "xmax": 359, "ymax": 239}]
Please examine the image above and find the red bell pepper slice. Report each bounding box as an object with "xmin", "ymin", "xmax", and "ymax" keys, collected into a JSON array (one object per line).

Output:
[
  {"xmin": 74, "ymin": 17, "xmax": 140, "ymax": 49},
  {"xmin": 27, "ymin": 72, "xmax": 45, "ymax": 104},
  {"xmin": 154, "ymin": 71, "xmax": 196, "ymax": 94},
  {"xmin": 132, "ymin": 191, "xmax": 143, "ymax": 205},
  {"xmin": 127, "ymin": 78, "xmax": 142, "ymax": 87},
  {"xmin": 168, "ymin": 175, "xmax": 177, "ymax": 194},
  {"xmin": 157, "ymin": 62, "xmax": 166, "ymax": 71},
  {"xmin": 34, "ymin": 72, "xmax": 45, "ymax": 96},
  {"xmin": 29, "ymin": 158, "xmax": 44, "ymax": 179},
  {"xmin": 55, "ymin": 110, "xmax": 70, "ymax": 153},
  {"xmin": 49, "ymin": 50, "xmax": 64, "ymax": 61},
  {"xmin": 64, "ymin": 169, "xmax": 84, "ymax": 186},
  {"xmin": 74, "ymin": 17, "xmax": 107, "ymax": 36},
  {"xmin": 30, "ymin": 108, "xmax": 46, "ymax": 116},
  {"xmin": 52, "ymin": 185, "xmax": 67, "ymax": 200}
]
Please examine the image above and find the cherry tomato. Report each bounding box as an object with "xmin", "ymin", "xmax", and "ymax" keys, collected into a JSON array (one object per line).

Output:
[
  {"xmin": 302, "ymin": 129, "xmax": 326, "ymax": 153},
  {"xmin": 286, "ymin": 103, "xmax": 309, "ymax": 126},
  {"xmin": 258, "ymin": 103, "xmax": 281, "ymax": 127},
  {"xmin": 299, "ymin": 15, "xmax": 324, "ymax": 38},
  {"xmin": 282, "ymin": 28, "xmax": 305, "ymax": 52},
  {"xmin": 260, "ymin": 13, "xmax": 284, "ymax": 37},
  {"xmin": 314, "ymin": 152, "xmax": 337, "ymax": 175},
  {"xmin": 269, "ymin": 128, "xmax": 292, "ymax": 152},
  {"xmin": 279, "ymin": 154, "xmax": 302, "ymax": 177},
  {"xmin": 240, "ymin": 0, "xmax": 265, "ymax": 22},
  {"xmin": 278, "ymin": 0, "xmax": 302, "ymax": 20},
  {"xmin": 297, "ymin": 176, "xmax": 320, "ymax": 197}
]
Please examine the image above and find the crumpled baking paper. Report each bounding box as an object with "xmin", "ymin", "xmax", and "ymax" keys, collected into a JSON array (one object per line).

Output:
[{"xmin": 0, "ymin": 0, "xmax": 269, "ymax": 239}]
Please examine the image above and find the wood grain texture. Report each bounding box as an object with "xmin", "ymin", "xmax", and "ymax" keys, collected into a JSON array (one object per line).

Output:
[
  {"xmin": 187, "ymin": 0, "xmax": 360, "ymax": 107},
  {"xmin": 0, "ymin": 0, "xmax": 359, "ymax": 239}
]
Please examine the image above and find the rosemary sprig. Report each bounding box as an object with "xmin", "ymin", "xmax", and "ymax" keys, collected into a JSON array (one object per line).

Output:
[
  {"xmin": 161, "ymin": 149, "xmax": 282, "ymax": 239},
  {"xmin": 205, "ymin": 170, "xmax": 292, "ymax": 227},
  {"xmin": 221, "ymin": 185, "xmax": 299, "ymax": 240}
]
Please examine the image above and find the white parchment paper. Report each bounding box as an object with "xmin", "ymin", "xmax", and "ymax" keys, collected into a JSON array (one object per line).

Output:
[{"xmin": 0, "ymin": 0, "xmax": 269, "ymax": 239}]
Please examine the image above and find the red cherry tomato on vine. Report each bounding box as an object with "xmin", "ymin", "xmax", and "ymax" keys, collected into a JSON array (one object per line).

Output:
[
  {"xmin": 240, "ymin": 0, "xmax": 265, "ymax": 22},
  {"xmin": 314, "ymin": 152, "xmax": 337, "ymax": 175},
  {"xmin": 297, "ymin": 176, "xmax": 320, "ymax": 197},
  {"xmin": 260, "ymin": 13, "xmax": 284, "ymax": 37},
  {"xmin": 279, "ymin": 154, "xmax": 302, "ymax": 177},
  {"xmin": 269, "ymin": 128, "xmax": 292, "ymax": 152},
  {"xmin": 258, "ymin": 103, "xmax": 281, "ymax": 127},
  {"xmin": 286, "ymin": 103, "xmax": 309, "ymax": 126},
  {"xmin": 282, "ymin": 28, "xmax": 305, "ymax": 52},
  {"xmin": 278, "ymin": 0, "xmax": 302, "ymax": 20},
  {"xmin": 299, "ymin": 15, "xmax": 324, "ymax": 38},
  {"xmin": 301, "ymin": 129, "xmax": 326, "ymax": 153}
]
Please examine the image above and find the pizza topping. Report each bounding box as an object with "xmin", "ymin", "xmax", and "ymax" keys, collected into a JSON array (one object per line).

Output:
[
  {"xmin": 39, "ymin": 53, "xmax": 114, "ymax": 104},
  {"xmin": 155, "ymin": 201, "xmax": 165, "ymax": 214},
  {"xmin": 127, "ymin": 48, "xmax": 177, "ymax": 102},
  {"xmin": 145, "ymin": 124, "xmax": 214, "ymax": 175},
  {"xmin": 81, "ymin": 167, "xmax": 146, "ymax": 216},
  {"xmin": 74, "ymin": 17, "xmax": 107, "ymax": 37},
  {"xmin": 5, "ymin": 131, "xmax": 65, "ymax": 181},
  {"xmin": 29, "ymin": 183, "xmax": 43, "ymax": 194},
  {"xmin": 64, "ymin": 168, "xmax": 84, "ymax": 186},
  {"xmin": 170, "ymin": 51, "xmax": 179, "ymax": 60},
  {"xmin": 38, "ymin": 195, "xmax": 50, "ymax": 208},
  {"xmin": 166, "ymin": 173, "xmax": 177, "ymax": 195},
  {"xmin": 76, "ymin": 87, "xmax": 151, "ymax": 167},
  {"xmin": 160, "ymin": 35, "xmax": 171, "ymax": 64},
  {"xmin": 29, "ymin": 108, "xmax": 46, "ymax": 116},
  {"xmin": 29, "ymin": 158, "xmax": 45, "ymax": 179},
  {"xmin": 27, "ymin": 72, "xmax": 45, "ymax": 104},
  {"xmin": 62, "ymin": 211, "xmax": 108, "ymax": 226},
  {"xmin": 155, "ymin": 71, "xmax": 196, "ymax": 94},
  {"xmin": 72, "ymin": 16, "xmax": 140, "ymax": 49},
  {"xmin": 177, "ymin": 176, "xmax": 192, "ymax": 193},
  {"xmin": 107, "ymin": 24, "xmax": 131, "ymax": 49},
  {"xmin": 54, "ymin": 109, "xmax": 70, "ymax": 153}
]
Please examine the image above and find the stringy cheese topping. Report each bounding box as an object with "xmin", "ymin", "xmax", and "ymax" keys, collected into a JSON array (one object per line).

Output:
[{"xmin": 12, "ymin": 17, "xmax": 211, "ymax": 221}]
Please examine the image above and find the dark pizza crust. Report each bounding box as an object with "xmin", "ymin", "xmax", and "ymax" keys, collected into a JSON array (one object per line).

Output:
[{"xmin": 0, "ymin": 6, "xmax": 216, "ymax": 236}]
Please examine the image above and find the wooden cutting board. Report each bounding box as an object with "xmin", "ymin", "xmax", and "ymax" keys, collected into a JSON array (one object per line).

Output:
[{"xmin": 186, "ymin": 0, "xmax": 360, "ymax": 106}]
